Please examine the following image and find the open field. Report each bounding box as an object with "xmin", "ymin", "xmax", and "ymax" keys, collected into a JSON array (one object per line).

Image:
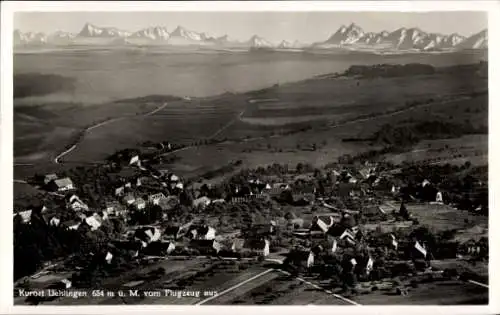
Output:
[
  {"xmin": 14, "ymin": 60, "xmax": 487, "ymax": 185},
  {"xmin": 161, "ymin": 92, "xmax": 487, "ymax": 180},
  {"xmin": 236, "ymin": 71, "xmax": 486, "ymax": 129},
  {"xmin": 384, "ymin": 135, "xmax": 487, "ymax": 166},
  {"xmin": 213, "ymin": 271, "xmax": 352, "ymax": 305},
  {"xmin": 31, "ymin": 257, "xmax": 211, "ymax": 305},
  {"xmin": 349, "ymin": 280, "xmax": 488, "ymax": 305},
  {"xmin": 390, "ymin": 202, "xmax": 488, "ymax": 232}
]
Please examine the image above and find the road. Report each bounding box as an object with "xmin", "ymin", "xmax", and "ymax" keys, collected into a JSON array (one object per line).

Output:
[
  {"xmin": 54, "ymin": 102, "xmax": 169, "ymax": 164},
  {"xmin": 208, "ymin": 110, "xmax": 246, "ymax": 140}
]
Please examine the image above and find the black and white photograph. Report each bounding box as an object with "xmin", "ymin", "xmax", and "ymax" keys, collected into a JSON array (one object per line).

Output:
[{"xmin": 2, "ymin": 1, "xmax": 497, "ymax": 311}]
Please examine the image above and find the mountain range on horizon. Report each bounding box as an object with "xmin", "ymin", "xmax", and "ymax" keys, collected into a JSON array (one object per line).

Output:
[{"xmin": 14, "ymin": 22, "xmax": 488, "ymax": 52}]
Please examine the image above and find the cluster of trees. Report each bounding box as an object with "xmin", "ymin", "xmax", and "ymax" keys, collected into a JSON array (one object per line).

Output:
[
  {"xmin": 396, "ymin": 163, "xmax": 488, "ymax": 214},
  {"xmin": 14, "ymin": 212, "xmax": 125, "ymax": 281},
  {"xmin": 372, "ymin": 120, "xmax": 484, "ymax": 148},
  {"xmin": 343, "ymin": 63, "xmax": 436, "ymax": 78}
]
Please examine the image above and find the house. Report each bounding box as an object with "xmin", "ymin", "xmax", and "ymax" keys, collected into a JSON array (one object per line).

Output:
[
  {"xmin": 84, "ymin": 215, "xmax": 102, "ymax": 231},
  {"xmin": 231, "ymin": 239, "xmax": 270, "ymax": 257},
  {"xmin": 48, "ymin": 177, "xmax": 74, "ymax": 192},
  {"xmin": 134, "ymin": 227, "xmax": 161, "ymax": 246},
  {"xmin": 49, "ymin": 278, "xmax": 72, "ymax": 290},
  {"xmin": 189, "ymin": 239, "xmax": 222, "ymax": 255},
  {"xmin": 105, "ymin": 252, "xmax": 113, "ymax": 264},
  {"xmin": 105, "ymin": 201, "xmax": 126, "ymax": 216},
  {"xmin": 60, "ymin": 278, "xmax": 72, "ymax": 289},
  {"xmin": 188, "ymin": 225, "xmax": 216, "ymax": 240},
  {"xmin": 134, "ymin": 197, "xmax": 147, "ymax": 210},
  {"xmin": 269, "ymin": 183, "xmax": 291, "ymax": 196},
  {"xmin": 129, "ymin": 155, "xmax": 141, "ymax": 167},
  {"xmin": 170, "ymin": 174, "xmax": 180, "ymax": 182},
  {"xmin": 286, "ymin": 250, "xmax": 315, "ymax": 268},
  {"xmin": 49, "ymin": 216, "xmax": 61, "ymax": 227},
  {"xmin": 358, "ymin": 168, "xmax": 374, "ymax": 180},
  {"xmin": 61, "ymin": 219, "xmax": 81, "ymax": 230},
  {"xmin": 97, "ymin": 210, "xmax": 109, "ymax": 221},
  {"xmin": 193, "ymin": 196, "xmax": 211, "ymax": 209},
  {"xmin": 44, "ymin": 174, "xmax": 58, "ymax": 185},
  {"xmin": 310, "ymin": 216, "xmax": 335, "ymax": 234},
  {"xmin": 313, "ymin": 237, "xmax": 338, "ymax": 254},
  {"xmin": 148, "ymin": 193, "xmax": 167, "ymax": 205},
  {"xmin": 339, "ymin": 229, "xmax": 356, "ymax": 245},
  {"xmin": 123, "ymin": 194, "xmax": 136, "ymax": 206},
  {"xmin": 378, "ymin": 204, "xmax": 394, "ymax": 215},
  {"xmin": 250, "ymin": 221, "xmax": 276, "ymax": 236},
  {"xmin": 15, "ymin": 210, "xmax": 33, "ymax": 224},
  {"xmin": 115, "ymin": 186, "xmax": 125, "ymax": 197},
  {"xmin": 435, "ymin": 191, "xmax": 444, "ymax": 204},
  {"xmin": 67, "ymin": 195, "xmax": 89, "ymax": 212}
]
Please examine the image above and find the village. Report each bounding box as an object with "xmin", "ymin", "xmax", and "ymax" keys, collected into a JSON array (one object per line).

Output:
[{"xmin": 13, "ymin": 140, "xmax": 489, "ymax": 305}]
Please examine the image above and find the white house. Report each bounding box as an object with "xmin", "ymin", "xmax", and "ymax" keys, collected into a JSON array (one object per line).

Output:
[
  {"xmin": 49, "ymin": 217, "xmax": 61, "ymax": 227},
  {"xmin": 105, "ymin": 252, "xmax": 113, "ymax": 264},
  {"xmin": 310, "ymin": 216, "xmax": 334, "ymax": 233},
  {"xmin": 148, "ymin": 193, "xmax": 167, "ymax": 205},
  {"xmin": 129, "ymin": 155, "xmax": 141, "ymax": 167},
  {"xmin": 60, "ymin": 278, "xmax": 72, "ymax": 289},
  {"xmin": 123, "ymin": 194, "xmax": 136, "ymax": 206},
  {"xmin": 84, "ymin": 216, "xmax": 102, "ymax": 231},
  {"xmin": 135, "ymin": 227, "xmax": 162, "ymax": 245},
  {"xmin": 115, "ymin": 186, "xmax": 125, "ymax": 197},
  {"xmin": 44, "ymin": 174, "xmax": 58, "ymax": 185},
  {"xmin": 189, "ymin": 225, "xmax": 216, "ymax": 240},
  {"xmin": 50, "ymin": 177, "xmax": 74, "ymax": 192},
  {"xmin": 134, "ymin": 197, "xmax": 146, "ymax": 210},
  {"xmin": 16, "ymin": 210, "xmax": 33, "ymax": 224},
  {"xmin": 68, "ymin": 195, "xmax": 89, "ymax": 212}
]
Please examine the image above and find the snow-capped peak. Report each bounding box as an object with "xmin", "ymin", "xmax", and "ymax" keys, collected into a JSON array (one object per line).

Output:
[
  {"xmin": 324, "ymin": 22, "xmax": 365, "ymax": 45},
  {"xmin": 131, "ymin": 26, "xmax": 170, "ymax": 40},
  {"xmin": 247, "ymin": 35, "xmax": 273, "ymax": 47},
  {"xmin": 170, "ymin": 26, "xmax": 205, "ymax": 41},
  {"xmin": 78, "ymin": 23, "xmax": 131, "ymax": 38}
]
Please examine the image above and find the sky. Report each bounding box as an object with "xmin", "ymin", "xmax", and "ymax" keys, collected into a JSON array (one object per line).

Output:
[{"xmin": 14, "ymin": 11, "xmax": 488, "ymax": 43}]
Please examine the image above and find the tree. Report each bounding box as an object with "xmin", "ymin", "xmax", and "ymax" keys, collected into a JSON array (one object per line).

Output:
[
  {"xmin": 179, "ymin": 190, "xmax": 194, "ymax": 206},
  {"xmin": 296, "ymin": 162, "xmax": 304, "ymax": 174}
]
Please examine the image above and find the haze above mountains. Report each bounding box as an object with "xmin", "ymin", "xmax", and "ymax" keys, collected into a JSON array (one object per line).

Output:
[{"xmin": 14, "ymin": 22, "xmax": 488, "ymax": 52}]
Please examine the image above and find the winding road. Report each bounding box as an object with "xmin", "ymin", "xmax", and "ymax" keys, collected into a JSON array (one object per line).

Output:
[{"xmin": 54, "ymin": 102, "xmax": 169, "ymax": 164}]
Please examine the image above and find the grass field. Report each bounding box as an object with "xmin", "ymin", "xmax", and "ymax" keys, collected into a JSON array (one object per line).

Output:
[
  {"xmin": 349, "ymin": 280, "xmax": 488, "ymax": 305},
  {"xmin": 384, "ymin": 135, "xmax": 487, "ymax": 166},
  {"xmin": 392, "ymin": 203, "xmax": 488, "ymax": 232},
  {"xmin": 217, "ymin": 271, "xmax": 351, "ymax": 305}
]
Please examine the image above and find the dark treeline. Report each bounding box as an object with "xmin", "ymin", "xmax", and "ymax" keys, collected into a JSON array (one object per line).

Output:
[{"xmin": 343, "ymin": 63, "xmax": 436, "ymax": 78}]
